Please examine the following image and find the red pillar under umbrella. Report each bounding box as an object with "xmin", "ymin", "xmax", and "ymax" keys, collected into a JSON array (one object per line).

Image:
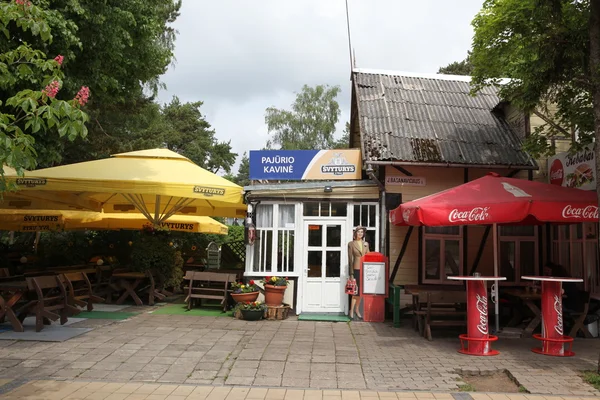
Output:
[{"xmin": 390, "ymin": 172, "xmax": 598, "ymax": 332}]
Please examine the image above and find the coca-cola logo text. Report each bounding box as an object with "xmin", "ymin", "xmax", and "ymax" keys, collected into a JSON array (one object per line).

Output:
[
  {"xmin": 561, "ymin": 205, "xmax": 599, "ymax": 220},
  {"xmin": 449, "ymin": 207, "xmax": 490, "ymax": 223},
  {"xmin": 476, "ymin": 294, "xmax": 488, "ymax": 335},
  {"xmin": 549, "ymin": 159, "xmax": 564, "ymax": 186},
  {"xmin": 553, "ymin": 295, "xmax": 563, "ymax": 336}
]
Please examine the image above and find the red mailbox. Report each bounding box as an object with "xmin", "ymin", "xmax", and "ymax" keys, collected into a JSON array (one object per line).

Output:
[{"xmin": 360, "ymin": 252, "xmax": 389, "ymax": 322}]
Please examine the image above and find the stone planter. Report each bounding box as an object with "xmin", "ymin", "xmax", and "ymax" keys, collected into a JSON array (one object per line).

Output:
[
  {"xmin": 264, "ymin": 284, "xmax": 286, "ymax": 306},
  {"xmin": 240, "ymin": 309, "xmax": 264, "ymax": 321},
  {"xmin": 231, "ymin": 291, "xmax": 259, "ymax": 303}
]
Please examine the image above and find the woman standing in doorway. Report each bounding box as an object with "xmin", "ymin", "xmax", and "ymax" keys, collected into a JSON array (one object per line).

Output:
[{"xmin": 348, "ymin": 226, "xmax": 369, "ymax": 319}]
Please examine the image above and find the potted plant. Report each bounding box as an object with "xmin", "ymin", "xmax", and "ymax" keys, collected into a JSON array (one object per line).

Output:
[
  {"xmin": 230, "ymin": 280, "xmax": 259, "ymax": 303},
  {"xmin": 237, "ymin": 301, "xmax": 266, "ymax": 321},
  {"xmin": 261, "ymin": 276, "xmax": 290, "ymax": 306}
]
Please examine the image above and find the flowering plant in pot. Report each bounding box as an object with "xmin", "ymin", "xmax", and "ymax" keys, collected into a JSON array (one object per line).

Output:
[
  {"xmin": 235, "ymin": 301, "xmax": 266, "ymax": 321},
  {"xmin": 261, "ymin": 276, "xmax": 289, "ymax": 306},
  {"xmin": 230, "ymin": 280, "xmax": 259, "ymax": 303}
]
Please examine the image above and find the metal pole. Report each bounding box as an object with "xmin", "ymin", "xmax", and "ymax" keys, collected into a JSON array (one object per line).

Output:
[{"xmin": 493, "ymin": 222, "xmax": 500, "ymax": 333}]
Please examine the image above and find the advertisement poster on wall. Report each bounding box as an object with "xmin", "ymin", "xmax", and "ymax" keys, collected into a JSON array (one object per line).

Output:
[{"xmin": 548, "ymin": 144, "xmax": 596, "ymax": 191}]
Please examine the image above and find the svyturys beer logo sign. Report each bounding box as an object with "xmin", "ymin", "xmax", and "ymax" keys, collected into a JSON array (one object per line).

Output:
[
  {"xmin": 249, "ymin": 149, "xmax": 362, "ymax": 180},
  {"xmin": 193, "ymin": 186, "xmax": 225, "ymax": 196},
  {"xmin": 320, "ymin": 153, "xmax": 356, "ymax": 176},
  {"xmin": 161, "ymin": 222, "xmax": 194, "ymax": 231},
  {"xmin": 23, "ymin": 215, "xmax": 59, "ymax": 222},
  {"xmin": 16, "ymin": 178, "xmax": 47, "ymax": 187}
]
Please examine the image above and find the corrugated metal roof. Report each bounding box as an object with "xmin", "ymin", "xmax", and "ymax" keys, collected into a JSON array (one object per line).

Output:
[{"xmin": 353, "ymin": 70, "xmax": 536, "ymax": 168}]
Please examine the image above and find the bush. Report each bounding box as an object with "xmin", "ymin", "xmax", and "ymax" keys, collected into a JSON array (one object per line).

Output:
[{"xmin": 130, "ymin": 230, "xmax": 183, "ymax": 288}]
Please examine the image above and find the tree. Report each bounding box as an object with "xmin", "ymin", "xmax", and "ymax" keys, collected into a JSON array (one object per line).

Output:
[
  {"xmin": 265, "ymin": 84, "xmax": 341, "ymax": 150},
  {"xmin": 332, "ymin": 122, "xmax": 350, "ymax": 149},
  {"xmin": 223, "ymin": 152, "xmax": 250, "ymax": 186},
  {"xmin": 3, "ymin": 0, "xmax": 182, "ymax": 167},
  {"xmin": 235, "ymin": 152, "xmax": 250, "ymax": 187},
  {"xmin": 158, "ymin": 97, "xmax": 236, "ymax": 173},
  {"xmin": 470, "ymin": 0, "xmax": 594, "ymax": 157},
  {"xmin": 0, "ymin": 1, "xmax": 89, "ymax": 190},
  {"xmin": 469, "ymin": 0, "xmax": 600, "ymax": 370},
  {"xmin": 438, "ymin": 57, "xmax": 474, "ymax": 76}
]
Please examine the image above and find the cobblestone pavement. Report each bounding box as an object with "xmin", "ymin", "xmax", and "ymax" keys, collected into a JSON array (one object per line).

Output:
[
  {"xmin": 0, "ymin": 380, "xmax": 599, "ymax": 400},
  {"xmin": 0, "ymin": 312, "xmax": 598, "ymax": 396}
]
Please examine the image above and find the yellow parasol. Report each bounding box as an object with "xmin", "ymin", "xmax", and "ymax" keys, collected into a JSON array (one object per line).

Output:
[
  {"xmin": 0, "ymin": 210, "xmax": 228, "ymax": 235},
  {"xmin": 65, "ymin": 213, "xmax": 228, "ymax": 235},
  {"xmin": 0, "ymin": 210, "xmax": 101, "ymax": 232},
  {"xmin": 8, "ymin": 149, "xmax": 246, "ymax": 223}
]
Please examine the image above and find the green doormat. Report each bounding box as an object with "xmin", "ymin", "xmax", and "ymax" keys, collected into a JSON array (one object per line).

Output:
[
  {"xmin": 298, "ymin": 314, "xmax": 351, "ymax": 322},
  {"xmin": 76, "ymin": 311, "xmax": 139, "ymax": 320},
  {"xmin": 151, "ymin": 304, "xmax": 232, "ymax": 317}
]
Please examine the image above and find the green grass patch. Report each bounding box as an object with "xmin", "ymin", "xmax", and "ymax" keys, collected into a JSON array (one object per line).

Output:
[
  {"xmin": 458, "ymin": 383, "xmax": 476, "ymax": 392},
  {"xmin": 518, "ymin": 385, "xmax": 529, "ymax": 393},
  {"xmin": 151, "ymin": 304, "xmax": 232, "ymax": 317},
  {"xmin": 76, "ymin": 311, "xmax": 138, "ymax": 320},
  {"xmin": 583, "ymin": 371, "xmax": 600, "ymax": 391}
]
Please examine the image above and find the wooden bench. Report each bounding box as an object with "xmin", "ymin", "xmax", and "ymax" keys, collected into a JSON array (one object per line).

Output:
[
  {"xmin": 25, "ymin": 275, "xmax": 79, "ymax": 332},
  {"xmin": 63, "ymin": 272, "xmax": 104, "ymax": 312},
  {"xmin": 184, "ymin": 271, "xmax": 237, "ymax": 311},
  {"xmin": 414, "ymin": 291, "xmax": 467, "ymax": 341}
]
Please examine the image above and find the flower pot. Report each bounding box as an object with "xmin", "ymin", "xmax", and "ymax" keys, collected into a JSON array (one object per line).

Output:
[
  {"xmin": 231, "ymin": 291, "xmax": 259, "ymax": 303},
  {"xmin": 264, "ymin": 284, "xmax": 286, "ymax": 306},
  {"xmin": 240, "ymin": 309, "xmax": 264, "ymax": 321}
]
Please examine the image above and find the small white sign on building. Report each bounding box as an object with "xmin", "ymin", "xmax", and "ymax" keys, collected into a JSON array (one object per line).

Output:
[{"xmin": 385, "ymin": 176, "xmax": 426, "ymax": 186}]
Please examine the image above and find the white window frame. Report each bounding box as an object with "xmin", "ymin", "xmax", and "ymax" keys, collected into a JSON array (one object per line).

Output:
[
  {"xmin": 352, "ymin": 202, "xmax": 379, "ymax": 252},
  {"xmin": 246, "ymin": 202, "xmax": 299, "ymax": 276}
]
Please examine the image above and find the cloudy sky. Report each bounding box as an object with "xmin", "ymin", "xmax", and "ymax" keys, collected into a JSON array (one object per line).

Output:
[{"xmin": 157, "ymin": 0, "xmax": 485, "ymax": 172}]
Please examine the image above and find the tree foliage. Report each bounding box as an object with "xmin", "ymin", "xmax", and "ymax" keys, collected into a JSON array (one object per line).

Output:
[
  {"xmin": 470, "ymin": 0, "xmax": 594, "ymax": 157},
  {"xmin": 158, "ymin": 97, "xmax": 236, "ymax": 173},
  {"xmin": 3, "ymin": 0, "xmax": 182, "ymax": 168},
  {"xmin": 265, "ymin": 84, "xmax": 342, "ymax": 150},
  {"xmin": 0, "ymin": 1, "xmax": 89, "ymax": 188},
  {"xmin": 438, "ymin": 57, "xmax": 474, "ymax": 76}
]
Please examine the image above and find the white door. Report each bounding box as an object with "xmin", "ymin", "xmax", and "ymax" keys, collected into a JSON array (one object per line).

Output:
[{"xmin": 302, "ymin": 221, "xmax": 347, "ymax": 313}]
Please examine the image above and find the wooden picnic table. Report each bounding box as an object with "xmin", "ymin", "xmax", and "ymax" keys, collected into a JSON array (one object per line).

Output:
[
  {"xmin": 504, "ymin": 288, "xmax": 554, "ymax": 336},
  {"xmin": 0, "ymin": 279, "xmax": 29, "ymax": 332},
  {"xmin": 110, "ymin": 271, "xmax": 165, "ymax": 306},
  {"xmin": 111, "ymin": 272, "xmax": 146, "ymax": 306}
]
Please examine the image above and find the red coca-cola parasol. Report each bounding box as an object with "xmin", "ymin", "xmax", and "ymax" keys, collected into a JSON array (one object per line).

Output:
[
  {"xmin": 390, "ymin": 173, "xmax": 598, "ymax": 227},
  {"xmin": 389, "ymin": 172, "xmax": 599, "ymax": 332}
]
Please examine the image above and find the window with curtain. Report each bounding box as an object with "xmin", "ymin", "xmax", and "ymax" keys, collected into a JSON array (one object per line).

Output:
[
  {"xmin": 422, "ymin": 226, "xmax": 462, "ymax": 284},
  {"xmin": 252, "ymin": 203, "xmax": 296, "ymax": 274},
  {"xmin": 353, "ymin": 203, "xmax": 378, "ymax": 252},
  {"xmin": 499, "ymin": 225, "xmax": 537, "ymax": 284}
]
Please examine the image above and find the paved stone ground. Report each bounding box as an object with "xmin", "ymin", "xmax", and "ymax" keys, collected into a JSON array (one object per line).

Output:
[
  {"xmin": 0, "ymin": 311, "xmax": 598, "ymax": 396},
  {"xmin": 0, "ymin": 380, "xmax": 599, "ymax": 400}
]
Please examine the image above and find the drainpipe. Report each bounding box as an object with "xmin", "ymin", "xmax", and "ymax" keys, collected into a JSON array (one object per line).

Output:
[{"xmin": 366, "ymin": 163, "xmax": 386, "ymax": 256}]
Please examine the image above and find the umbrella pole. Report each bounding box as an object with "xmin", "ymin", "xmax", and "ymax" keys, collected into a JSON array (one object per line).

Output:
[
  {"xmin": 154, "ymin": 195, "xmax": 161, "ymax": 224},
  {"xmin": 493, "ymin": 222, "xmax": 500, "ymax": 333}
]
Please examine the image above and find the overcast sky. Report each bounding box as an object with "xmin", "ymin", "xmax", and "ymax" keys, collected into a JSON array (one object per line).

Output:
[{"xmin": 157, "ymin": 0, "xmax": 485, "ymax": 172}]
